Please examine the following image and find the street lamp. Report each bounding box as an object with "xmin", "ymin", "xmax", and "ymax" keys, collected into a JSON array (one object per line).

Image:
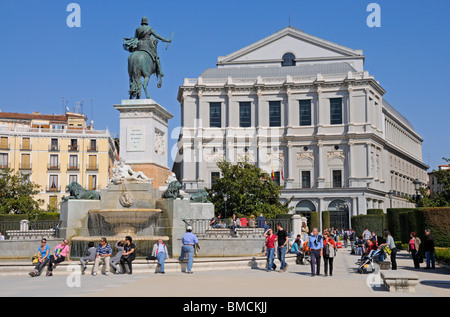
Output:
[
  {"xmin": 223, "ymin": 193, "xmax": 228, "ymax": 219},
  {"xmin": 388, "ymin": 190, "xmax": 394, "ymax": 208},
  {"xmin": 413, "ymin": 179, "xmax": 421, "ymax": 207}
]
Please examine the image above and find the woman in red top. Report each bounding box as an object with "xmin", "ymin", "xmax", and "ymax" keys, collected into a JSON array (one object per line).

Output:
[
  {"xmin": 323, "ymin": 232, "xmax": 336, "ymax": 276},
  {"xmin": 265, "ymin": 228, "xmax": 277, "ymax": 272}
]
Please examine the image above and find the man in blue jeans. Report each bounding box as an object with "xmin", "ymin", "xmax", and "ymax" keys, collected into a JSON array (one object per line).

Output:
[
  {"xmin": 308, "ymin": 228, "xmax": 323, "ymax": 276},
  {"xmin": 178, "ymin": 226, "xmax": 198, "ymax": 274},
  {"xmin": 276, "ymin": 223, "xmax": 289, "ymax": 272}
]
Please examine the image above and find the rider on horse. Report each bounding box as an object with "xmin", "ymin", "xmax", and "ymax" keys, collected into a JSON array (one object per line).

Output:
[{"xmin": 123, "ymin": 17, "xmax": 171, "ymax": 79}]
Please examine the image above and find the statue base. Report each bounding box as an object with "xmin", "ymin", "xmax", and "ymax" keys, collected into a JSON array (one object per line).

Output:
[{"xmin": 126, "ymin": 162, "xmax": 174, "ymax": 189}]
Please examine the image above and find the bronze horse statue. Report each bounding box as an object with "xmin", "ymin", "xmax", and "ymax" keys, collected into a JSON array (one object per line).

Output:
[{"xmin": 127, "ymin": 40, "xmax": 162, "ymax": 99}]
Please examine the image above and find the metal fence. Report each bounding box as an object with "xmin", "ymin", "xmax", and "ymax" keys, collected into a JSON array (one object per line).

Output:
[
  {"xmin": 0, "ymin": 220, "xmax": 60, "ymax": 239},
  {"xmin": 183, "ymin": 217, "xmax": 292, "ymax": 236}
]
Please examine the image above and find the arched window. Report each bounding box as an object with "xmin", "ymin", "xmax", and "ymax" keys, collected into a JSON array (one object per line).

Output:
[{"xmin": 281, "ymin": 52, "xmax": 296, "ymax": 67}]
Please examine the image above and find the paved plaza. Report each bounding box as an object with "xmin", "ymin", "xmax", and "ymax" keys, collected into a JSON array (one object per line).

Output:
[{"xmin": 0, "ymin": 247, "xmax": 448, "ymax": 298}]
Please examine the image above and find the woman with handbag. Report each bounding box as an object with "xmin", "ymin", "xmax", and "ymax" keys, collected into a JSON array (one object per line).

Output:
[
  {"xmin": 323, "ymin": 232, "xmax": 336, "ymax": 276},
  {"xmin": 408, "ymin": 232, "xmax": 421, "ymax": 269},
  {"xmin": 29, "ymin": 239, "xmax": 50, "ymax": 277}
]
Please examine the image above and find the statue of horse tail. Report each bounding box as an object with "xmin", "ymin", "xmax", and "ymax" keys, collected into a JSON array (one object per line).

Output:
[{"xmin": 128, "ymin": 52, "xmax": 142, "ymax": 98}]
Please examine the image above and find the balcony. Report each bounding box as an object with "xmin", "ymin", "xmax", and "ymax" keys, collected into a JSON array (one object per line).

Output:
[
  {"xmin": 19, "ymin": 163, "xmax": 32, "ymax": 170},
  {"xmin": 47, "ymin": 163, "xmax": 60, "ymax": 171},
  {"xmin": 67, "ymin": 163, "xmax": 79, "ymax": 171},
  {"xmin": 46, "ymin": 186, "xmax": 61, "ymax": 193},
  {"xmin": 49, "ymin": 144, "xmax": 60, "ymax": 152},
  {"xmin": 87, "ymin": 146, "xmax": 97, "ymax": 152},
  {"xmin": 20, "ymin": 144, "xmax": 32, "ymax": 151},
  {"xmin": 0, "ymin": 163, "xmax": 10, "ymax": 169},
  {"xmin": 68, "ymin": 145, "xmax": 79, "ymax": 152},
  {"xmin": 86, "ymin": 163, "xmax": 98, "ymax": 171}
]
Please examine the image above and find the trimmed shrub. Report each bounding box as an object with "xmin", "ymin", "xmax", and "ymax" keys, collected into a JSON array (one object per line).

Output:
[
  {"xmin": 310, "ymin": 211, "xmax": 319, "ymax": 230},
  {"xmin": 367, "ymin": 209, "xmax": 384, "ymax": 216},
  {"xmin": 322, "ymin": 211, "xmax": 330, "ymax": 229},
  {"xmin": 436, "ymin": 248, "xmax": 450, "ymax": 266},
  {"xmin": 415, "ymin": 207, "xmax": 450, "ymax": 247},
  {"xmin": 351, "ymin": 213, "xmax": 386, "ymax": 238},
  {"xmin": 386, "ymin": 208, "xmax": 415, "ymax": 241}
]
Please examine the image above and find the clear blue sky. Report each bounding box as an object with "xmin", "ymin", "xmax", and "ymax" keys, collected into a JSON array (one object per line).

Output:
[{"xmin": 0, "ymin": 0, "xmax": 448, "ymax": 170}]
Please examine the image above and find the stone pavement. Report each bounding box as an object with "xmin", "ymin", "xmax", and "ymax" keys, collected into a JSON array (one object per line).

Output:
[{"xmin": 0, "ymin": 246, "xmax": 448, "ymax": 298}]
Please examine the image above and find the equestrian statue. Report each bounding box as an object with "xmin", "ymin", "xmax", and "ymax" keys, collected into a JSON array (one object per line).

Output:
[{"xmin": 123, "ymin": 17, "xmax": 173, "ymax": 99}]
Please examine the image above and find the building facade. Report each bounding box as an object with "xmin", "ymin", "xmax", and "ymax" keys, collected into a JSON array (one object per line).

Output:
[
  {"xmin": 174, "ymin": 27, "xmax": 428, "ymax": 229},
  {"xmin": 0, "ymin": 111, "xmax": 117, "ymax": 211}
]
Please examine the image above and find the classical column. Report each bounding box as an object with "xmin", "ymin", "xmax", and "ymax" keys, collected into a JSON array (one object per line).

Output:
[{"xmin": 317, "ymin": 141, "xmax": 325, "ymax": 188}]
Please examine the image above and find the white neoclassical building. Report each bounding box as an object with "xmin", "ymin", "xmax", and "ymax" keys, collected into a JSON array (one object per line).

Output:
[{"xmin": 173, "ymin": 27, "xmax": 428, "ymax": 229}]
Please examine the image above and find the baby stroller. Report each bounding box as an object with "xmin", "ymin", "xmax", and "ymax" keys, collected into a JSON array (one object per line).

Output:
[
  {"xmin": 356, "ymin": 245, "xmax": 387, "ymax": 274},
  {"xmin": 301, "ymin": 241, "xmax": 311, "ymax": 265}
]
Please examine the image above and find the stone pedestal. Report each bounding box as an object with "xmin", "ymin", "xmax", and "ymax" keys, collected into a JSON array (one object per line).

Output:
[
  {"xmin": 113, "ymin": 99, "xmax": 173, "ymax": 189},
  {"xmin": 59, "ymin": 199, "xmax": 101, "ymax": 240}
]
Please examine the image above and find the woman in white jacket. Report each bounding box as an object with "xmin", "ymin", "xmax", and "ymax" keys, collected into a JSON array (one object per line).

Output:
[{"xmin": 151, "ymin": 238, "xmax": 169, "ymax": 274}]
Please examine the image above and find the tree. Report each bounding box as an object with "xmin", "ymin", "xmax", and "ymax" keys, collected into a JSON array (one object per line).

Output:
[
  {"xmin": 415, "ymin": 158, "xmax": 450, "ymax": 207},
  {"xmin": 0, "ymin": 168, "xmax": 44, "ymax": 219},
  {"xmin": 207, "ymin": 160, "xmax": 292, "ymax": 219}
]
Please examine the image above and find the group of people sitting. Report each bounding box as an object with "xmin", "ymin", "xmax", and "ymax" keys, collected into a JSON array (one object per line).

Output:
[{"xmin": 29, "ymin": 236, "xmax": 169, "ymax": 277}]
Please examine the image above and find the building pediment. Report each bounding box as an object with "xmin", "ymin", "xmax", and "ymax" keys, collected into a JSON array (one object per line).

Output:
[{"xmin": 217, "ymin": 27, "xmax": 364, "ymax": 71}]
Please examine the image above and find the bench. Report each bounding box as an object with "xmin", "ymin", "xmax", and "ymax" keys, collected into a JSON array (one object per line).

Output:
[{"xmin": 380, "ymin": 270, "xmax": 420, "ymax": 293}]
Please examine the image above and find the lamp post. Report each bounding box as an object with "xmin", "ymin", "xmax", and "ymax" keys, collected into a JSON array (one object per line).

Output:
[
  {"xmin": 413, "ymin": 179, "xmax": 421, "ymax": 207},
  {"xmin": 223, "ymin": 193, "xmax": 228, "ymax": 219},
  {"xmin": 388, "ymin": 190, "xmax": 394, "ymax": 209}
]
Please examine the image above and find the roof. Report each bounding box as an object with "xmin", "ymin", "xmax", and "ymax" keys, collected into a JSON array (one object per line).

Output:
[
  {"xmin": 0, "ymin": 112, "xmax": 66, "ymax": 123},
  {"xmin": 382, "ymin": 99, "xmax": 415, "ymax": 132},
  {"xmin": 201, "ymin": 62, "xmax": 357, "ymax": 79}
]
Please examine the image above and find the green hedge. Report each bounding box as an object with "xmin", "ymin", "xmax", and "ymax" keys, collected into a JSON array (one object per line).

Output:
[
  {"xmin": 351, "ymin": 213, "xmax": 387, "ymax": 238},
  {"xmin": 386, "ymin": 207, "xmax": 450, "ymax": 248},
  {"xmin": 367, "ymin": 209, "xmax": 384, "ymax": 215},
  {"xmin": 386, "ymin": 208, "xmax": 415, "ymax": 241},
  {"xmin": 322, "ymin": 211, "xmax": 330, "ymax": 229},
  {"xmin": 310, "ymin": 211, "xmax": 319, "ymax": 230},
  {"xmin": 436, "ymin": 248, "xmax": 450, "ymax": 266}
]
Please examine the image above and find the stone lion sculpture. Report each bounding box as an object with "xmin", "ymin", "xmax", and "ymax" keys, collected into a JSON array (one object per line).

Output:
[
  {"xmin": 190, "ymin": 188, "xmax": 210, "ymax": 203},
  {"xmin": 161, "ymin": 180, "xmax": 184, "ymax": 199},
  {"xmin": 62, "ymin": 182, "xmax": 101, "ymax": 201}
]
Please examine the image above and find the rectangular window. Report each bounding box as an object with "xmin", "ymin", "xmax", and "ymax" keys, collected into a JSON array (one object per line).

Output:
[
  {"xmin": 299, "ymin": 100, "xmax": 312, "ymax": 126},
  {"xmin": 21, "ymin": 154, "xmax": 31, "ymax": 169},
  {"xmin": 69, "ymin": 139, "xmax": 78, "ymax": 151},
  {"xmin": 50, "ymin": 154, "xmax": 59, "ymax": 169},
  {"xmin": 330, "ymin": 98, "xmax": 343, "ymax": 125},
  {"xmin": 69, "ymin": 155, "xmax": 78, "ymax": 169},
  {"xmin": 239, "ymin": 102, "xmax": 251, "ymax": 127},
  {"xmin": 88, "ymin": 155, "xmax": 97, "ymax": 169},
  {"xmin": 301, "ymin": 171, "xmax": 311, "ymax": 188},
  {"xmin": 88, "ymin": 175, "xmax": 97, "ymax": 190},
  {"xmin": 69, "ymin": 175, "xmax": 78, "ymax": 184},
  {"xmin": 209, "ymin": 102, "xmax": 221, "ymax": 128},
  {"xmin": 22, "ymin": 137, "xmax": 31, "ymax": 150},
  {"xmin": 0, "ymin": 153, "xmax": 8, "ymax": 168},
  {"xmin": 269, "ymin": 101, "xmax": 281, "ymax": 127},
  {"xmin": 49, "ymin": 175, "xmax": 59, "ymax": 191},
  {"xmin": 211, "ymin": 172, "xmax": 220, "ymax": 186},
  {"xmin": 332, "ymin": 170, "xmax": 342, "ymax": 188},
  {"xmin": 50, "ymin": 138, "xmax": 58, "ymax": 151},
  {"xmin": 273, "ymin": 171, "xmax": 281, "ymax": 186},
  {"xmin": 0, "ymin": 137, "xmax": 8, "ymax": 149}
]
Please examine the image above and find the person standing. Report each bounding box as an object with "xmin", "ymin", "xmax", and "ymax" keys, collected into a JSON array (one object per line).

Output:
[
  {"xmin": 381, "ymin": 230, "xmax": 398, "ymax": 270},
  {"xmin": 257, "ymin": 213, "xmax": 266, "ymax": 229},
  {"xmin": 276, "ymin": 223, "xmax": 288, "ymax": 272},
  {"xmin": 46, "ymin": 239, "xmax": 70, "ymax": 277},
  {"xmin": 349, "ymin": 229, "xmax": 356, "ymax": 254},
  {"xmin": 29, "ymin": 239, "xmax": 50, "ymax": 277},
  {"xmin": 92, "ymin": 237, "xmax": 112, "ymax": 276},
  {"xmin": 408, "ymin": 232, "xmax": 421, "ymax": 269},
  {"xmin": 308, "ymin": 228, "xmax": 323, "ymax": 277},
  {"xmin": 423, "ymin": 229, "xmax": 435, "ymax": 269},
  {"xmin": 323, "ymin": 232, "xmax": 336, "ymax": 276},
  {"xmin": 264, "ymin": 228, "xmax": 277, "ymax": 272},
  {"xmin": 178, "ymin": 226, "xmax": 198, "ymax": 274},
  {"xmin": 152, "ymin": 238, "xmax": 169, "ymax": 274},
  {"xmin": 120, "ymin": 236, "xmax": 136, "ymax": 274}
]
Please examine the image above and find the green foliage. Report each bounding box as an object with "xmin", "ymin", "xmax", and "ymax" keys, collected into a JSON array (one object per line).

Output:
[
  {"xmin": 310, "ymin": 211, "xmax": 320, "ymax": 230},
  {"xmin": 322, "ymin": 210, "xmax": 330, "ymax": 229},
  {"xmin": 351, "ymin": 213, "xmax": 387, "ymax": 238},
  {"xmin": 386, "ymin": 208, "xmax": 415, "ymax": 241},
  {"xmin": 435, "ymin": 248, "xmax": 450, "ymax": 266},
  {"xmin": 207, "ymin": 160, "xmax": 292, "ymax": 219},
  {"xmin": 415, "ymin": 207, "xmax": 450, "ymax": 247},
  {"xmin": 0, "ymin": 168, "xmax": 44, "ymax": 220},
  {"xmin": 415, "ymin": 157, "xmax": 450, "ymax": 207}
]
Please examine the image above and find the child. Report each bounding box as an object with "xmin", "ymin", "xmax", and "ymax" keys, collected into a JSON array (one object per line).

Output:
[
  {"xmin": 80, "ymin": 241, "xmax": 96, "ymax": 275},
  {"xmin": 110, "ymin": 241, "xmax": 124, "ymax": 274}
]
